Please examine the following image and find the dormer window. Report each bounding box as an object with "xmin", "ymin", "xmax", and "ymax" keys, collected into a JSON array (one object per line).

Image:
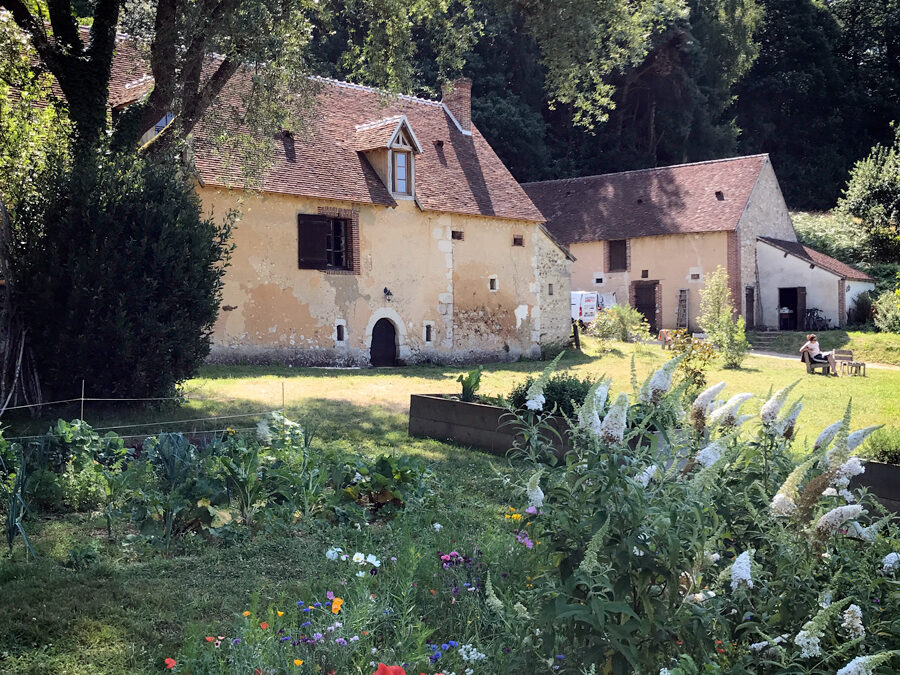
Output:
[
  {"xmin": 355, "ymin": 116, "xmax": 421, "ymax": 199},
  {"xmin": 392, "ymin": 150, "xmax": 411, "ymax": 195}
]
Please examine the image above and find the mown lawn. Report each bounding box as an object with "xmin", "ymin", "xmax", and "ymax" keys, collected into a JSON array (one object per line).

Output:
[
  {"xmin": 750, "ymin": 329, "xmax": 900, "ymax": 367},
  {"xmin": 1, "ymin": 338, "xmax": 899, "ymax": 673},
  {"xmin": 5, "ymin": 337, "xmax": 899, "ymax": 447}
]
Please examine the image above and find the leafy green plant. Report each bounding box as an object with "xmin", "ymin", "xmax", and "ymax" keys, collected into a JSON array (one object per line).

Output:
[
  {"xmin": 2, "ymin": 448, "xmax": 35, "ymax": 557},
  {"xmin": 214, "ymin": 438, "xmax": 271, "ymax": 527},
  {"xmin": 668, "ymin": 328, "xmax": 720, "ymax": 399},
  {"xmin": 873, "ymin": 287, "xmax": 900, "ymax": 333},
  {"xmin": 508, "ymin": 373, "xmax": 593, "ymax": 418},
  {"xmin": 457, "ymin": 366, "xmax": 483, "ymax": 402},
  {"xmin": 330, "ymin": 453, "xmax": 429, "ymax": 521},
  {"xmin": 847, "ymin": 290, "xmax": 875, "ymax": 326},
  {"xmin": 698, "ymin": 266, "xmax": 749, "ymax": 368},
  {"xmin": 586, "ymin": 304, "xmax": 652, "ymax": 342},
  {"xmin": 863, "ymin": 426, "xmax": 900, "ymax": 464}
]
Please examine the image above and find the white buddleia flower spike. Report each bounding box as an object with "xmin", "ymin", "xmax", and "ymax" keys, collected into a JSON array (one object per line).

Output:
[
  {"xmin": 692, "ymin": 381, "xmax": 727, "ymax": 414},
  {"xmin": 847, "ymin": 425, "xmax": 883, "ymax": 453},
  {"xmin": 840, "ymin": 604, "xmax": 865, "ymax": 640},
  {"xmin": 636, "ymin": 465, "xmax": 658, "ymax": 488},
  {"xmin": 599, "ymin": 393, "xmax": 629, "ymax": 444},
  {"xmin": 524, "ymin": 352, "xmax": 564, "ymax": 412},
  {"xmin": 707, "ymin": 393, "xmax": 754, "ymax": 428},
  {"xmin": 578, "ymin": 378, "xmax": 612, "ymax": 428},
  {"xmin": 813, "ymin": 419, "xmax": 843, "ymax": 450},
  {"xmin": 816, "ymin": 505, "xmax": 865, "ymax": 537},
  {"xmin": 770, "ymin": 493, "xmax": 797, "ymax": 517},
  {"xmin": 695, "ymin": 440, "xmax": 724, "ymax": 468},
  {"xmin": 525, "ymin": 470, "xmax": 544, "ymax": 509},
  {"xmin": 775, "ymin": 400, "xmax": 803, "ymax": 438},
  {"xmin": 639, "ymin": 356, "xmax": 682, "ymax": 404},
  {"xmin": 730, "ymin": 550, "xmax": 753, "ymax": 590},
  {"xmin": 882, "ymin": 552, "xmax": 900, "ymax": 574},
  {"xmin": 836, "ymin": 652, "xmax": 897, "ymax": 675},
  {"xmin": 760, "ymin": 381, "xmax": 799, "ymax": 425}
]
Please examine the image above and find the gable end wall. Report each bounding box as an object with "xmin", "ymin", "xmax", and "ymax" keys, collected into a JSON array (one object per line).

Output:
[{"xmin": 735, "ymin": 159, "xmax": 797, "ymax": 323}]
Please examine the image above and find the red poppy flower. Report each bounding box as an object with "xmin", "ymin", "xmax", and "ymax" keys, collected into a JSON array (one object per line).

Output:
[
  {"xmin": 205, "ymin": 636, "xmax": 215, "ymax": 642},
  {"xmin": 260, "ymin": 622, "xmax": 269, "ymax": 630},
  {"xmin": 373, "ymin": 665, "xmax": 405, "ymax": 675},
  {"xmin": 164, "ymin": 657, "xmax": 177, "ymax": 669}
]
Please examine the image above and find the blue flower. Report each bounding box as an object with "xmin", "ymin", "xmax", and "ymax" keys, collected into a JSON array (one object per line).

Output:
[
  {"xmin": 430, "ymin": 651, "xmax": 442, "ymax": 662},
  {"xmin": 556, "ymin": 654, "xmax": 565, "ymax": 660},
  {"xmin": 303, "ymin": 608, "xmax": 311, "ymax": 612},
  {"xmin": 302, "ymin": 621, "xmax": 311, "ymax": 627},
  {"xmin": 314, "ymin": 602, "xmax": 322, "ymax": 607},
  {"xmin": 441, "ymin": 643, "xmax": 449, "ymax": 651},
  {"xmin": 448, "ymin": 640, "xmax": 458, "ymax": 648}
]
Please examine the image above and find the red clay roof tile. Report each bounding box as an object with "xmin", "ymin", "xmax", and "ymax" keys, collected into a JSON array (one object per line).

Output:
[
  {"xmin": 759, "ymin": 237, "xmax": 873, "ymax": 281},
  {"xmin": 522, "ymin": 155, "xmax": 770, "ymax": 243}
]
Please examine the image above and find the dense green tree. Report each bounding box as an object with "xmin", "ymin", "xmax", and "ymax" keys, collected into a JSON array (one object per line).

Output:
[
  {"xmin": 8, "ymin": 152, "xmax": 234, "ymax": 399},
  {"xmin": 838, "ymin": 125, "xmax": 900, "ymax": 264}
]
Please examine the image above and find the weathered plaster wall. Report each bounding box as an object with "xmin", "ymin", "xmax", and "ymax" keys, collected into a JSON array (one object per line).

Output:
[
  {"xmin": 533, "ymin": 230, "xmax": 572, "ymax": 350},
  {"xmin": 199, "ymin": 187, "xmax": 560, "ymax": 365},
  {"xmin": 757, "ymin": 240, "xmax": 842, "ymax": 328},
  {"xmin": 736, "ymin": 159, "xmax": 797, "ymax": 323},
  {"xmin": 569, "ymin": 232, "xmax": 729, "ymax": 331}
]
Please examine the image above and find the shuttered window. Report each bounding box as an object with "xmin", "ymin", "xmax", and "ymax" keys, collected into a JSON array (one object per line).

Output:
[
  {"xmin": 298, "ymin": 214, "xmax": 352, "ymax": 270},
  {"xmin": 609, "ymin": 239, "xmax": 628, "ymax": 272}
]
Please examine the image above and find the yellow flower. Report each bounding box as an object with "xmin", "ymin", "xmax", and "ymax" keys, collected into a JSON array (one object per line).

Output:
[
  {"xmin": 511, "ymin": 513, "xmax": 522, "ymax": 521},
  {"xmin": 331, "ymin": 597, "xmax": 344, "ymax": 614},
  {"xmin": 242, "ymin": 611, "xmax": 251, "ymax": 617},
  {"xmin": 294, "ymin": 659, "xmax": 303, "ymax": 666},
  {"xmin": 277, "ymin": 611, "xmax": 284, "ymax": 617},
  {"xmin": 509, "ymin": 506, "xmax": 516, "ymax": 512}
]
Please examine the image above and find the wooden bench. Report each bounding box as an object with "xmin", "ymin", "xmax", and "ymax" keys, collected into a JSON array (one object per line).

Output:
[
  {"xmin": 834, "ymin": 349, "xmax": 866, "ymax": 376},
  {"xmin": 801, "ymin": 351, "xmax": 831, "ymax": 375}
]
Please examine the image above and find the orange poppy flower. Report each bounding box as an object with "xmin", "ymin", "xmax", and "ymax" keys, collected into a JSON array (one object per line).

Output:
[
  {"xmin": 164, "ymin": 658, "xmax": 177, "ymax": 669},
  {"xmin": 294, "ymin": 659, "xmax": 304, "ymax": 666},
  {"xmin": 331, "ymin": 597, "xmax": 344, "ymax": 614},
  {"xmin": 205, "ymin": 636, "xmax": 214, "ymax": 642},
  {"xmin": 373, "ymin": 665, "xmax": 405, "ymax": 675},
  {"xmin": 243, "ymin": 611, "xmax": 251, "ymax": 617},
  {"xmin": 278, "ymin": 611, "xmax": 284, "ymax": 617},
  {"xmin": 260, "ymin": 622, "xmax": 269, "ymax": 630}
]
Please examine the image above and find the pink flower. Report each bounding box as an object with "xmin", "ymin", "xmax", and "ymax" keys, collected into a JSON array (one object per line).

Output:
[
  {"xmin": 326, "ymin": 590, "xmax": 335, "ymax": 600},
  {"xmin": 525, "ymin": 506, "xmax": 537, "ymax": 515}
]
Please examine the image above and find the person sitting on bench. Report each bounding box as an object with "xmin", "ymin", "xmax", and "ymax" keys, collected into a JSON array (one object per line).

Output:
[{"xmin": 800, "ymin": 334, "xmax": 838, "ymax": 376}]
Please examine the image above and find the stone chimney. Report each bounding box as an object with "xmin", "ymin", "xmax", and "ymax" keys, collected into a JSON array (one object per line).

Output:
[{"xmin": 441, "ymin": 77, "xmax": 472, "ymax": 132}]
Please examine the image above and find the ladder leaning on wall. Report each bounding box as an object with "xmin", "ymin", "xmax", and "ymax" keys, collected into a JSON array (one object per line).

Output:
[{"xmin": 676, "ymin": 289, "xmax": 689, "ymax": 330}]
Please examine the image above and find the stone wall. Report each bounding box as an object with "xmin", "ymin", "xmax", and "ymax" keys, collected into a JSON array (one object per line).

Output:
[
  {"xmin": 201, "ymin": 187, "xmax": 568, "ymax": 366},
  {"xmin": 736, "ymin": 159, "xmax": 798, "ymax": 323},
  {"xmin": 533, "ymin": 228, "xmax": 572, "ymax": 352}
]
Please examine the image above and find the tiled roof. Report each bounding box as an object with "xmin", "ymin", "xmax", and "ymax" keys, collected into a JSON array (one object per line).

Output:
[
  {"xmin": 759, "ymin": 237, "xmax": 874, "ymax": 281},
  {"xmin": 354, "ymin": 116, "xmax": 418, "ymax": 152},
  {"xmin": 522, "ymin": 155, "xmax": 770, "ymax": 243},
  {"xmin": 193, "ymin": 77, "xmax": 543, "ymax": 222}
]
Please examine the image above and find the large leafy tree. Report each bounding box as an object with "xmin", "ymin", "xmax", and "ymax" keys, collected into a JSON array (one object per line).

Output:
[{"xmin": 838, "ymin": 125, "xmax": 900, "ymax": 264}]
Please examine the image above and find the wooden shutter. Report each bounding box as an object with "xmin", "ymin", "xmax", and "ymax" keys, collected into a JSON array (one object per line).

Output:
[
  {"xmin": 298, "ymin": 214, "xmax": 330, "ymax": 269},
  {"xmin": 797, "ymin": 287, "xmax": 807, "ymax": 330}
]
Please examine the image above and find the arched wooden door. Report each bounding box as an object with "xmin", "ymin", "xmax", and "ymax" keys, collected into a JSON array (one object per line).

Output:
[{"xmin": 370, "ymin": 318, "xmax": 397, "ymax": 367}]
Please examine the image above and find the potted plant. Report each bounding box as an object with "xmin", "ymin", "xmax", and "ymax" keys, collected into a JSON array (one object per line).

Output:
[{"xmin": 852, "ymin": 428, "xmax": 900, "ymax": 513}]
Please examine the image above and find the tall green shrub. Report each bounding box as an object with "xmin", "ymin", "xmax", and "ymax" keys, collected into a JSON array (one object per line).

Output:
[
  {"xmin": 873, "ymin": 288, "xmax": 900, "ymax": 333},
  {"xmin": 9, "ymin": 152, "xmax": 234, "ymax": 398},
  {"xmin": 698, "ymin": 266, "xmax": 748, "ymax": 368}
]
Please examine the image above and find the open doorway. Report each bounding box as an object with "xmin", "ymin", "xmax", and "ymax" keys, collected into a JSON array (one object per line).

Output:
[
  {"xmin": 370, "ymin": 318, "xmax": 397, "ymax": 366},
  {"xmin": 777, "ymin": 287, "xmax": 807, "ymax": 331}
]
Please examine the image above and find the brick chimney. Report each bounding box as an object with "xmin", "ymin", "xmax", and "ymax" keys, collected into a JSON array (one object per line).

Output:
[{"xmin": 441, "ymin": 77, "xmax": 472, "ymax": 132}]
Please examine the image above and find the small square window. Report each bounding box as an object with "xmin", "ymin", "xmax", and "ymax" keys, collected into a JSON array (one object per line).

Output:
[
  {"xmin": 512, "ymin": 235, "xmax": 524, "ymax": 247},
  {"xmin": 594, "ymin": 276, "xmax": 604, "ymax": 285},
  {"xmin": 641, "ymin": 269, "xmax": 649, "ymax": 279},
  {"xmin": 548, "ymin": 283, "xmax": 554, "ymax": 296},
  {"xmin": 451, "ymin": 230, "xmax": 464, "ymax": 241},
  {"xmin": 691, "ymin": 273, "xmax": 701, "ymax": 280},
  {"xmin": 715, "ymin": 190, "xmax": 724, "ymax": 201},
  {"xmin": 489, "ymin": 276, "xmax": 498, "ymax": 291},
  {"xmin": 336, "ymin": 324, "xmax": 345, "ymax": 342},
  {"xmin": 425, "ymin": 324, "xmax": 433, "ymax": 342}
]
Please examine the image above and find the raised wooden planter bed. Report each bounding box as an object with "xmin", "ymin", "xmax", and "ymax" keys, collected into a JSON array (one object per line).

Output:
[
  {"xmin": 850, "ymin": 461, "xmax": 900, "ymax": 514},
  {"xmin": 408, "ymin": 394, "xmax": 571, "ymax": 456}
]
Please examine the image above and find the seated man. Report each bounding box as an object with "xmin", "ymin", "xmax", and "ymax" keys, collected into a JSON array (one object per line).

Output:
[{"xmin": 799, "ymin": 334, "xmax": 838, "ymax": 376}]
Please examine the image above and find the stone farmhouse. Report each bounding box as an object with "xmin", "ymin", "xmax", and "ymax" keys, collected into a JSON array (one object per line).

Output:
[
  {"xmin": 93, "ymin": 35, "xmax": 573, "ymax": 366},
  {"xmin": 194, "ymin": 78, "xmax": 573, "ymax": 366},
  {"xmin": 523, "ymin": 156, "xmax": 874, "ymax": 333}
]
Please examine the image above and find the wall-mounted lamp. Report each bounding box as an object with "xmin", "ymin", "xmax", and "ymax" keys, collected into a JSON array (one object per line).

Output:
[{"xmin": 384, "ymin": 287, "xmax": 393, "ymax": 302}]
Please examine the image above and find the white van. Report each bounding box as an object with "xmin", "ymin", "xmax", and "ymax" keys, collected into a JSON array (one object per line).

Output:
[{"xmin": 570, "ymin": 291, "xmax": 599, "ymax": 323}]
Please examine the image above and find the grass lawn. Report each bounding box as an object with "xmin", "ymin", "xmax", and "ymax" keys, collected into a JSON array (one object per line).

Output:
[
  {"xmin": 750, "ymin": 329, "xmax": 900, "ymax": 367},
  {"xmin": 5, "ymin": 337, "xmax": 899, "ymax": 447},
  {"xmin": 2, "ymin": 338, "xmax": 899, "ymax": 673}
]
